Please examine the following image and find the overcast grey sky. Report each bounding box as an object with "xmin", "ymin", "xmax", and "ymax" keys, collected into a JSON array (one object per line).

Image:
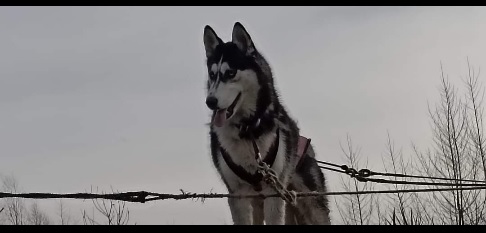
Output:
[{"xmin": 1, "ymin": 6, "xmax": 486, "ymax": 224}]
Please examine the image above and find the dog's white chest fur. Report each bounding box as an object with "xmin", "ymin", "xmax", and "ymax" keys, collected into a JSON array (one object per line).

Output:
[{"xmin": 213, "ymin": 125, "xmax": 285, "ymax": 192}]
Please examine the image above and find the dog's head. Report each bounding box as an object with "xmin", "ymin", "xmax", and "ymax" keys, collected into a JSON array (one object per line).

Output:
[{"xmin": 203, "ymin": 22, "xmax": 264, "ymax": 128}]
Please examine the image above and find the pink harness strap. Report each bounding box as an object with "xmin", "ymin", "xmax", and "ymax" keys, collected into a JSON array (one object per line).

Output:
[{"xmin": 296, "ymin": 135, "xmax": 311, "ymax": 168}]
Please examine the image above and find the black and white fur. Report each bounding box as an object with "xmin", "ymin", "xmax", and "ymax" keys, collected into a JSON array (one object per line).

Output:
[{"xmin": 203, "ymin": 22, "xmax": 331, "ymax": 225}]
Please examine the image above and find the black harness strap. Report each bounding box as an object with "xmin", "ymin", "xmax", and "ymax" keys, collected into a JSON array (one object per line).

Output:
[{"xmin": 220, "ymin": 129, "xmax": 280, "ymax": 191}]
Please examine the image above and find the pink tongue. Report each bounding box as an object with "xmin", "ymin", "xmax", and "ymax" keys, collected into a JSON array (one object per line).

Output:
[{"xmin": 213, "ymin": 109, "xmax": 227, "ymax": 127}]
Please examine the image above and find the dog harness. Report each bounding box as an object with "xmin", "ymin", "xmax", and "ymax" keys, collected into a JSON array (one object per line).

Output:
[
  {"xmin": 220, "ymin": 130, "xmax": 280, "ymax": 191},
  {"xmin": 296, "ymin": 135, "xmax": 312, "ymax": 168},
  {"xmin": 219, "ymin": 123, "xmax": 311, "ymax": 191}
]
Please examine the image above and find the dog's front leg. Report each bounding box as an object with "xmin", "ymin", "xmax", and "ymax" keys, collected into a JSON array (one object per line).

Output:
[
  {"xmin": 261, "ymin": 185, "xmax": 286, "ymax": 225},
  {"xmin": 263, "ymin": 196, "xmax": 285, "ymax": 225},
  {"xmin": 252, "ymin": 198, "xmax": 264, "ymax": 225},
  {"xmin": 228, "ymin": 197, "xmax": 253, "ymax": 225}
]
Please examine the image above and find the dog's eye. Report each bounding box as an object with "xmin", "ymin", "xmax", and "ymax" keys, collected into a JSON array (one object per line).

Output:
[
  {"xmin": 209, "ymin": 71, "xmax": 216, "ymax": 80},
  {"xmin": 226, "ymin": 70, "xmax": 236, "ymax": 78}
]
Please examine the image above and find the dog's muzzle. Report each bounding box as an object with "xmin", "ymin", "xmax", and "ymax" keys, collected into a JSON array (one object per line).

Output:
[
  {"xmin": 206, "ymin": 96, "xmax": 218, "ymax": 110},
  {"xmin": 210, "ymin": 92, "xmax": 241, "ymax": 127}
]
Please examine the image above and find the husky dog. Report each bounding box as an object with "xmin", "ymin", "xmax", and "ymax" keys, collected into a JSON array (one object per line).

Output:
[{"xmin": 202, "ymin": 22, "xmax": 331, "ymax": 225}]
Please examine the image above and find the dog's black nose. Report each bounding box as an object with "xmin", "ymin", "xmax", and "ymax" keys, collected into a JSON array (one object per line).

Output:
[{"xmin": 206, "ymin": 96, "xmax": 218, "ymax": 110}]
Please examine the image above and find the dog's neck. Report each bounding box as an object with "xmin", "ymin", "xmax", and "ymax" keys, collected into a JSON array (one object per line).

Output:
[{"xmin": 231, "ymin": 108, "xmax": 278, "ymax": 140}]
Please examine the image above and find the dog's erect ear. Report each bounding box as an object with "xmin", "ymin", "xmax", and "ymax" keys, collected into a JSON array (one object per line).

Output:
[
  {"xmin": 203, "ymin": 25, "xmax": 223, "ymax": 58},
  {"xmin": 232, "ymin": 22, "xmax": 255, "ymax": 55}
]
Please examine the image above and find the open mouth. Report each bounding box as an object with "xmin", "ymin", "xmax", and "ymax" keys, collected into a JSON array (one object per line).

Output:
[{"xmin": 212, "ymin": 92, "xmax": 241, "ymax": 127}]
